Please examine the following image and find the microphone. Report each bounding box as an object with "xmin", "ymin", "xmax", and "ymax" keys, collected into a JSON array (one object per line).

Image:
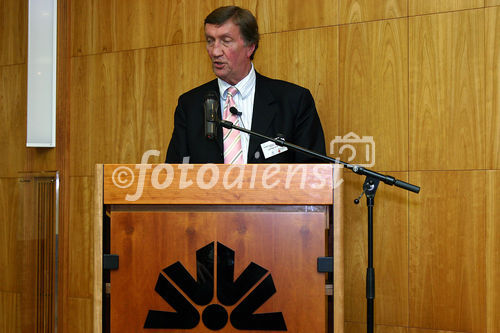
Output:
[
  {"xmin": 204, "ymin": 91, "xmax": 219, "ymax": 139},
  {"xmin": 229, "ymin": 106, "xmax": 242, "ymax": 116},
  {"xmin": 229, "ymin": 106, "xmax": 247, "ymax": 130}
]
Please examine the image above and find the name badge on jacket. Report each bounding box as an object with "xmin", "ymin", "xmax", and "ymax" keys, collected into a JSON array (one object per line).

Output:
[{"xmin": 260, "ymin": 141, "xmax": 288, "ymax": 159}]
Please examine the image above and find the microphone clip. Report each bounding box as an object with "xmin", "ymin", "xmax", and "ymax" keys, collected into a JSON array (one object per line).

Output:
[{"xmin": 229, "ymin": 106, "xmax": 242, "ymax": 116}]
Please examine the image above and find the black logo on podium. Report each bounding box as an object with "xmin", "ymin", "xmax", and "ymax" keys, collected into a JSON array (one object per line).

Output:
[{"xmin": 144, "ymin": 242, "xmax": 287, "ymax": 331}]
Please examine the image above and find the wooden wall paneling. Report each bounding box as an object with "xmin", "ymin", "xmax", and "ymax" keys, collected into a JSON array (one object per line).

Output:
[
  {"xmin": 0, "ymin": 3, "xmax": 29, "ymax": 327},
  {"xmin": 486, "ymin": 6, "xmax": 500, "ymax": 169},
  {"xmin": 486, "ymin": 171, "xmax": 500, "ymax": 333},
  {"xmin": 486, "ymin": 0, "xmax": 500, "ymax": 5},
  {"xmin": 0, "ymin": 292, "xmax": 21, "ymax": 333},
  {"xmin": 71, "ymin": 0, "xmax": 113, "ymax": 56},
  {"xmin": 275, "ymin": 0, "xmax": 338, "ymax": 31},
  {"xmin": 65, "ymin": 297, "xmax": 93, "ymax": 333},
  {"xmin": 0, "ymin": 65, "xmax": 27, "ymax": 177},
  {"xmin": 70, "ymin": 43, "xmax": 212, "ymax": 176},
  {"xmin": 18, "ymin": 176, "xmax": 38, "ymax": 332},
  {"xmin": 343, "ymin": 172, "xmax": 409, "ymax": 326},
  {"xmin": 235, "ymin": 0, "xmax": 276, "ymax": 33},
  {"xmin": 172, "ymin": 0, "xmax": 276, "ymax": 42},
  {"xmin": 64, "ymin": 176, "xmax": 95, "ymax": 332},
  {"xmin": 409, "ymin": 0, "xmax": 484, "ymax": 16},
  {"xmin": 345, "ymin": 322, "xmax": 408, "ymax": 333},
  {"xmin": 109, "ymin": 0, "xmax": 239, "ymax": 53},
  {"xmin": 72, "ymin": 0, "xmax": 185, "ymax": 56},
  {"xmin": 253, "ymin": 33, "xmax": 278, "ymax": 78},
  {"xmin": 1, "ymin": 177, "xmax": 44, "ymax": 332},
  {"xmin": 409, "ymin": 10, "xmax": 485, "ymax": 171},
  {"xmin": 0, "ymin": 179, "xmax": 22, "ymax": 293},
  {"xmin": 182, "ymin": 0, "xmax": 236, "ymax": 42},
  {"xmin": 275, "ymin": 27, "xmax": 339, "ymax": 150},
  {"xmin": 339, "ymin": 19, "xmax": 408, "ymax": 172},
  {"xmin": 178, "ymin": 42, "xmax": 217, "ymax": 98},
  {"xmin": 67, "ymin": 177, "xmax": 94, "ymax": 298},
  {"xmin": 111, "ymin": 0, "xmax": 186, "ymax": 51},
  {"xmin": 24, "ymin": 149, "xmax": 57, "ymax": 174},
  {"xmin": 71, "ymin": 0, "xmax": 241, "ymax": 57},
  {"xmin": 69, "ymin": 54, "xmax": 98, "ymax": 176},
  {"xmin": 0, "ymin": 0, "xmax": 26, "ymax": 65},
  {"xmin": 156, "ymin": 42, "xmax": 213, "ymax": 162},
  {"xmin": 340, "ymin": 0, "xmax": 407, "ymax": 24},
  {"xmin": 409, "ymin": 171, "xmax": 486, "ymax": 332}
]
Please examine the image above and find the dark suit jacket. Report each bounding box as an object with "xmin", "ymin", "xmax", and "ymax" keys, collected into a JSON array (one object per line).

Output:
[{"xmin": 165, "ymin": 72, "xmax": 326, "ymax": 163}]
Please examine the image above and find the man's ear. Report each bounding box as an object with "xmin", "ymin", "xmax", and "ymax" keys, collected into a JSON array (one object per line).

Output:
[{"xmin": 246, "ymin": 43, "xmax": 256, "ymax": 58}]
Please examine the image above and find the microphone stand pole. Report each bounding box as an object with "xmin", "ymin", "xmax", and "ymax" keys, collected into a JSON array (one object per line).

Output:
[{"xmin": 216, "ymin": 118, "xmax": 420, "ymax": 333}]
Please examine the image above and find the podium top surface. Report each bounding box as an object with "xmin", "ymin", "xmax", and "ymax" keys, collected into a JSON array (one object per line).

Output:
[{"xmin": 100, "ymin": 164, "xmax": 342, "ymax": 205}]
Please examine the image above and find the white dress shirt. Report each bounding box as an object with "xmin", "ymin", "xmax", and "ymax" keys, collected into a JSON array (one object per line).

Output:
[{"xmin": 217, "ymin": 64, "xmax": 256, "ymax": 164}]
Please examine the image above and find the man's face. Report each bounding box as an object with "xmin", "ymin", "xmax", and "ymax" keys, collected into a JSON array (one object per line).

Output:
[{"xmin": 205, "ymin": 20, "xmax": 255, "ymax": 85}]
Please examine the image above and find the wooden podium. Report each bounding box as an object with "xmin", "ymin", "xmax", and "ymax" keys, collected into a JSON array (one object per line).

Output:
[{"xmin": 94, "ymin": 164, "xmax": 343, "ymax": 332}]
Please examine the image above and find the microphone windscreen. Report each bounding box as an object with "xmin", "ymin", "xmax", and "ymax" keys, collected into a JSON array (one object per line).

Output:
[
  {"xmin": 204, "ymin": 92, "xmax": 219, "ymax": 139},
  {"xmin": 204, "ymin": 91, "xmax": 218, "ymax": 102}
]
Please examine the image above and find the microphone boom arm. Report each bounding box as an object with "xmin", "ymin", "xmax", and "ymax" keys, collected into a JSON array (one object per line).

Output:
[{"xmin": 216, "ymin": 118, "xmax": 420, "ymax": 194}]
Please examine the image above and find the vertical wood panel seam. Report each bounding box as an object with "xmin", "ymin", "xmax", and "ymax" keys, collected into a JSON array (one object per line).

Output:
[
  {"xmin": 57, "ymin": 0, "xmax": 72, "ymax": 331},
  {"xmin": 483, "ymin": 170, "xmax": 488, "ymax": 332},
  {"xmin": 483, "ymin": 11, "xmax": 487, "ymax": 329},
  {"xmin": 337, "ymin": 0, "xmax": 341, "ymax": 158},
  {"xmin": 483, "ymin": 7, "xmax": 487, "ymax": 172},
  {"xmin": 407, "ymin": 0, "xmax": 411, "ymax": 174},
  {"xmin": 483, "ymin": 9, "xmax": 488, "ymax": 332},
  {"xmin": 406, "ymin": 3, "xmax": 411, "ymax": 327}
]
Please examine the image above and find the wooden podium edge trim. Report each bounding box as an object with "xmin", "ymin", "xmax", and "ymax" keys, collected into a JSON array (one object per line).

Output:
[
  {"xmin": 94, "ymin": 164, "xmax": 103, "ymax": 333},
  {"xmin": 333, "ymin": 166, "xmax": 344, "ymax": 333}
]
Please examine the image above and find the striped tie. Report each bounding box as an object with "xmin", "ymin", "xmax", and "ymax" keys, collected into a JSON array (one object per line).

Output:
[{"xmin": 223, "ymin": 86, "xmax": 244, "ymax": 164}]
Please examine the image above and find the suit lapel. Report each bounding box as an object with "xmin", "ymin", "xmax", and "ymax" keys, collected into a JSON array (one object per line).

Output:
[{"xmin": 248, "ymin": 73, "xmax": 278, "ymax": 160}]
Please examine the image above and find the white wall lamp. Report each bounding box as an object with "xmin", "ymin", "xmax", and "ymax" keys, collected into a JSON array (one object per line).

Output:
[{"xmin": 27, "ymin": 0, "xmax": 57, "ymax": 147}]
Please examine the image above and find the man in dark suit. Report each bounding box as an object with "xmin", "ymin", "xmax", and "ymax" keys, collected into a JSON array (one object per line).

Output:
[{"xmin": 166, "ymin": 6, "xmax": 326, "ymax": 164}]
